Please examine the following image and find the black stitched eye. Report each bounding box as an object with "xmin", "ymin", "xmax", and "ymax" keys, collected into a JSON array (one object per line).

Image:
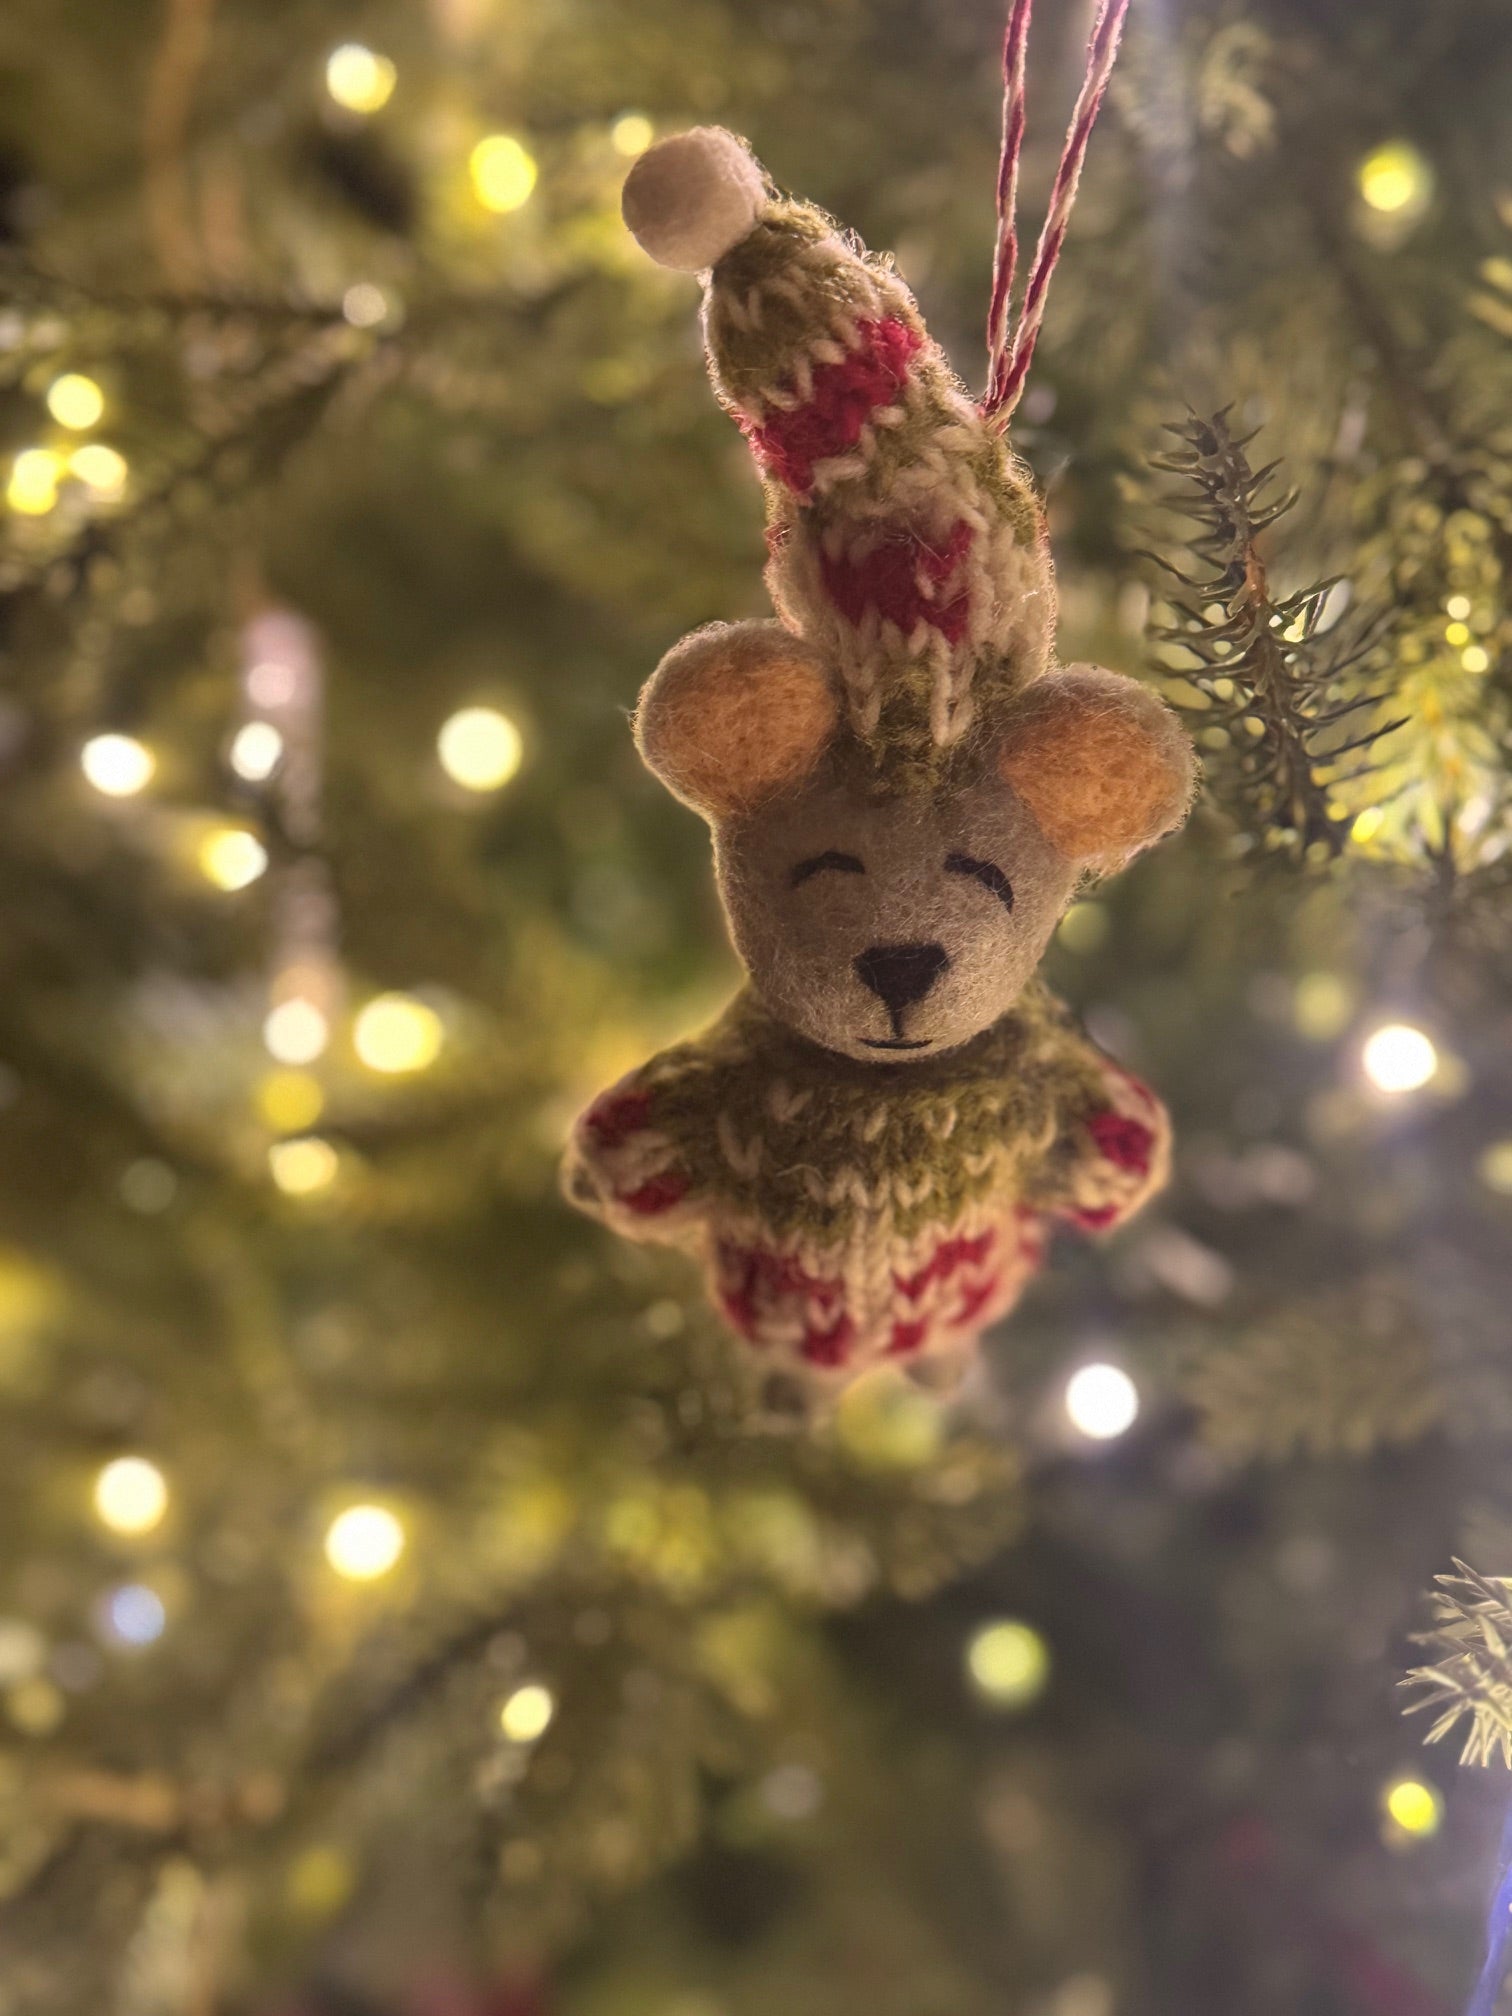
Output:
[
  {"xmin": 790, "ymin": 851, "xmax": 865, "ymax": 887},
  {"xmin": 945, "ymin": 852, "xmax": 1014, "ymax": 912}
]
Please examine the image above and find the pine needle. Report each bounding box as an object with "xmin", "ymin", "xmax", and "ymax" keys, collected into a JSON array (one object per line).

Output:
[
  {"xmin": 1146, "ymin": 409, "xmax": 1403, "ymax": 864},
  {"xmin": 1402, "ymin": 1559, "xmax": 1512, "ymax": 1768}
]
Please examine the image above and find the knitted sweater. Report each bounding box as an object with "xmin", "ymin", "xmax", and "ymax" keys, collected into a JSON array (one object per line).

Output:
[{"xmin": 563, "ymin": 980, "xmax": 1167, "ymax": 1379}]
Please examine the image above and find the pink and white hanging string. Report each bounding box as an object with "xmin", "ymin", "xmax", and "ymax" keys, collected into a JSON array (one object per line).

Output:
[{"xmin": 982, "ymin": 0, "xmax": 1132, "ymax": 426}]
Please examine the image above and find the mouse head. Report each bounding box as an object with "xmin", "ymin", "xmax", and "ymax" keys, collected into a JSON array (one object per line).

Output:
[
  {"xmin": 637, "ymin": 622, "xmax": 1191, "ymax": 1061},
  {"xmin": 624, "ymin": 129, "xmax": 1194, "ymax": 1063}
]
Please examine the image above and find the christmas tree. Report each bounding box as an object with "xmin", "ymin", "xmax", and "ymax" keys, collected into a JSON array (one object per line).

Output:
[{"xmin": 2, "ymin": 1, "xmax": 1512, "ymax": 2011}]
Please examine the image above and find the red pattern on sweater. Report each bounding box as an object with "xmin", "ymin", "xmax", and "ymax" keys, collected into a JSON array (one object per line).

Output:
[
  {"xmin": 717, "ymin": 1242, "xmax": 841, "ymax": 1340},
  {"xmin": 620, "ymin": 1172, "xmax": 689, "ymax": 1215},
  {"xmin": 894, "ymin": 1228, "xmax": 995, "ymax": 1302},
  {"xmin": 820, "ymin": 519, "xmax": 975, "ymax": 646},
  {"xmin": 951, "ymin": 1273, "xmax": 1002, "ymax": 1329},
  {"xmin": 1088, "ymin": 1109, "xmax": 1154, "ymax": 1175},
  {"xmin": 586, "ymin": 1087, "xmax": 654, "ymax": 1149},
  {"xmin": 743, "ymin": 317, "xmax": 924, "ymax": 496},
  {"xmin": 800, "ymin": 1312, "xmax": 855, "ymax": 1367}
]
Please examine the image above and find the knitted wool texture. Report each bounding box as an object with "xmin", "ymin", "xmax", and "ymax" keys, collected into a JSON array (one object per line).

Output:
[
  {"xmin": 697, "ymin": 194, "xmax": 1054, "ymax": 790},
  {"xmin": 564, "ymin": 982, "xmax": 1169, "ymax": 1380},
  {"xmin": 563, "ymin": 131, "xmax": 1195, "ymax": 1391}
]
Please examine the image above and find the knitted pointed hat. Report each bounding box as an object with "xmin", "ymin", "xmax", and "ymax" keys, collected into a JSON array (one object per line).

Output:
[{"xmin": 623, "ymin": 128, "xmax": 1058, "ymax": 790}]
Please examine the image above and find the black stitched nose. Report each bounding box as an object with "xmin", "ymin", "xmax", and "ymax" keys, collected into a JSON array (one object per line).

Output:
[{"xmin": 854, "ymin": 942, "xmax": 950, "ymax": 1016}]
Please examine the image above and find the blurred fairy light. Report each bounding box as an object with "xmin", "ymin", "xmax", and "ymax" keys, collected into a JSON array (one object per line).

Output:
[
  {"xmin": 69, "ymin": 443, "xmax": 127, "ymax": 496},
  {"xmin": 342, "ymin": 282, "xmax": 388, "ymax": 328},
  {"xmin": 325, "ymin": 43, "xmax": 396, "ymax": 115},
  {"xmin": 287, "ymin": 1845, "xmax": 355, "ymax": 1918},
  {"xmin": 1480, "ymin": 1141, "xmax": 1512, "ymax": 1195},
  {"xmin": 7, "ymin": 1676, "xmax": 65, "ymax": 1735},
  {"xmin": 102, "ymin": 1583, "xmax": 166, "ymax": 1647},
  {"xmin": 610, "ymin": 113, "xmax": 655, "ymax": 158},
  {"xmin": 46, "ymin": 373, "xmax": 104, "ymax": 430},
  {"xmin": 1462, "ymin": 644, "xmax": 1491, "ymax": 674},
  {"xmin": 264, "ymin": 997, "xmax": 330, "ymax": 1064},
  {"xmin": 1361, "ymin": 1022, "xmax": 1438, "ymax": 1094},
  {"xmin": 1065, "ymin": 1362, "xmax": 1140, "ymax": 1440},
  {"xmin": 966, "ymin": 1619, "xmax": 1051, "ymax": 1710},
  {"xmin": 470, "ymin": 134, "xmax": 538, "ymax": 213},
  {"xmin": 1357, "ymin": 140, "xmax": 1432, "ymax": 218},
  {"xmin": 230, "ymin": 720, "xmax": 284, "ymax": 782},
  {"xmin": 258, "ymin": 1070, "xmax": 324, "ymax": 1134},
  {"xmin": 438, "ymin": 705, "xmax": 523, "ymax": 791},
  {"xmin": 1382, "ymin": 1775, "xmax": 1442, "ymax": 1839},
  {"xmin": 1293, "ymin": 970, "xmax": 1354, "ymax": 1041},
  {"xmin": 325, "ymin": 1504, "xmax": 405, "ymax": 1581},
  {"xmin": 93, "ymin": 1457, "xmax": 168, "ymax": 1536},
  {"xmin": 499, "ymin": 1682, "xmax": 555, "ymax": 1743},
  {"xmin": 268, "ymin": 1136, "xmax": 338, "ymax": 1195},
  {"xmin": 7, "ymin": 447, "xmax": 62, "ymax": 515},
  {"xmin": 353, "ymin": 993, "xmax": 443, "ymax": 1074},
  {"xmin": 81, "ymin": 732, "xmax": 154, "ymax": 797},
  {"xmin": 1447, "ymin": 593, "xmax": 1473, "ymax": 620},
  {"xmin": 199, "ymin": 827, "xmax": 268, "ymax": 892}
]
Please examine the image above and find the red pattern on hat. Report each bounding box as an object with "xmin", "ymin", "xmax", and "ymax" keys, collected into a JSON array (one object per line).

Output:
[
  {"xmin": 820, "ymin": 519, "xmax": 975, "ymax": 645},
  {"xmin": 742, "ymin": 318, "xmax": 923, "ymax": 496}
]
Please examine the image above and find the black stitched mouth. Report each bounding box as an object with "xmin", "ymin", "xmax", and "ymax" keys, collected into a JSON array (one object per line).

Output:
[{"xmin": 859, "ymin": 1036, "xmax": 933, "ymax": 1051}]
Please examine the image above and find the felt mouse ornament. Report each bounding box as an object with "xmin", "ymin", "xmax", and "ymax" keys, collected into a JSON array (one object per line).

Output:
[{"xmin": 565, "ymin": 23, "xmax": 1194, "ymax": 1394}]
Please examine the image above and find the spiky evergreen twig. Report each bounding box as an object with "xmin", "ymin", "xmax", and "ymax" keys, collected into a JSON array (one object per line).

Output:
[
  {"xmin": 1147, "ymin": 410, "xmax": 1402, "ymax": 861},
  {"xmin": 1401, "ymin": 1559, "xmax": 1512, "ymax": 1767}
]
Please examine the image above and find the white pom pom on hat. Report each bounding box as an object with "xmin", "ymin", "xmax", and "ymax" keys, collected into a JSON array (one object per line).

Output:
[{"xmin": 621, "ymin": 127, "xmax": 767, "ymax": 272}]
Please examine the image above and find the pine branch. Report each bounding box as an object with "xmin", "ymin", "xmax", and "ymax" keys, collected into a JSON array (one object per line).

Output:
[
  {"xmin": 1146, "ymin": 410, "xmax": 1404, "ymax": 863},
  {"xmin": 1401, "ymin": 1559, "xmax": 1512, "ymax": 1767}
]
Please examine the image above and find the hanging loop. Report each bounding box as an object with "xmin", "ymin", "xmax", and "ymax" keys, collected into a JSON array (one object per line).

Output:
[{"xmin": 982, "ymin": 0, "xmax": 1132, "ymax": 426}]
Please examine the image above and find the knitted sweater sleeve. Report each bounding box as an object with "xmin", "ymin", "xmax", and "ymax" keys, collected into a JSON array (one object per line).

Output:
[
  {"xmin": 561, "ymin": 1055, "xmax": 703, "ymax": 1247},
  {"xmin": 1019, "ymin": 1019, "xmax": 1172, "ymax": 1234}
]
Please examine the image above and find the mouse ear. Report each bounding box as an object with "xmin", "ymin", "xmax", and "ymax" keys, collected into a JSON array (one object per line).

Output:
[
  {"xmin": 634, "ymin": 621, "xmax": 840, "ymax": 821},
  {"xmin": 995, "ymin": 665, "xmax": 1195, "ymax": 872}
]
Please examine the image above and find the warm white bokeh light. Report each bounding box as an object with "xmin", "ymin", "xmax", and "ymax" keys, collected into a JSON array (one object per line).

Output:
[
  {"xmin": 258, "ymin": 1070, "xmax": 325, "ymax": 1135},
  {"xmin": 325, "ymin": 43, "xmax": 396, "ymax": 115},
  {"xmin": 966, "ymin": 1619, "xmax": 1051, "ymax": 1709},
  {"xmin": 437, "ymin": 706, "xmax": 523, "ymax": 792},
  {"xmin": 8, "ymin": 448, "xmax": 63, "ymax": 515},
  {"xmin": 499, "ymin": 1683, "xmax": 555, "ymax": 1743},
  {"xmin": 1383, "ymin": 1776, "xmax": 1442, "ymax": 1839},
  {"xmin": 1361, "ymin": 1023, "xmax": 1438, "ymax": 1095},
  {"xmin": 324, "ymin": 1504, "xmax": 404, "ymax": 1581},
  {"xmin": 1065, "ymin": 1362, "xmax": 1140, "ymax": 1441},
  {"xmin": 230, "ymin": 721, "xmax": 285, "ymax": 782},
  {"xmin": 69, "ymin": 443, "xmax": 128, "ymax": 496},
  {"xmin": 1357, "ymin": 141, "xmax": 1431, "ymax": 217},
  {"xmin": 470, "ymin": 135, "xmax": 538, "ymax": 213},
  {"xmin": 93, "ymin": 1457, "xmax": 169, "ymax": 1536},
  {"xmin": 46, "ymin": 374, "xmax": 105, "ymax": 430},
  {"xmin": 610, "ymin": 113, "xmax": 654, "ymax": 158},
  {"xmin": 264, "ymin": 998, "xmax": 330, "ymax": 1065},
  {"xmin": 81, "ymin": 733, "xmax": 154, "ymax": 797},
  {"xmin": 354, "ymin": 994, "xmax": 443, "ymax": 1074},
  {"xmin": 268, "ymin": 1137, "xmax": 339, "ymax": 1196},
  {"xmin": 199, "ymin": 827, "xmax": 268, "ymax": 892},
  {"xmin": 342, "ymin": 283, "xmax": 388, "ymax": 328}
]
